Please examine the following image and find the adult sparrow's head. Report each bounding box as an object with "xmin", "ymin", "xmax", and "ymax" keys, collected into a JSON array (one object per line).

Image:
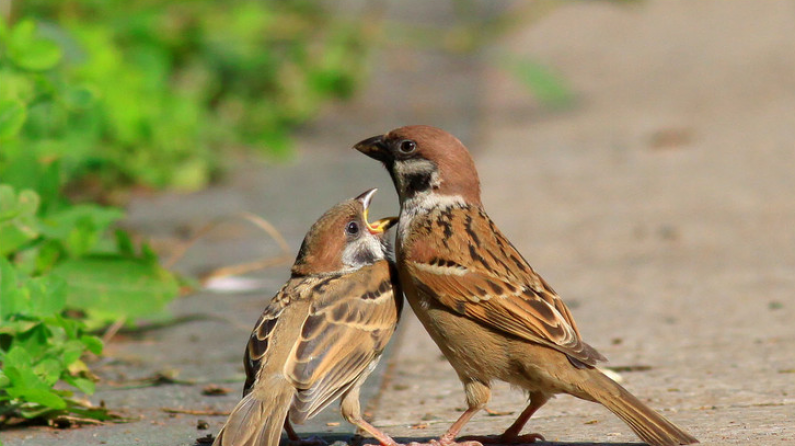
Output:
[
  {"xmin": 291, "ymin": 188, "xmax": 397, "ymax": 276},
  {"xmin": 354, "ymin": 125, "xmax": 482, "ymax": 207}
]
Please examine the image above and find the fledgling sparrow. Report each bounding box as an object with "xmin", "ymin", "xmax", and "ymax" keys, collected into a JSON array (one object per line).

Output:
[
  {"xmin": 213, "ymin": 189, "xmax": 402, "ymax": 446},
  {"xmin": 355, "ymin": 126, "xmax": 698, "ymax": 446}
]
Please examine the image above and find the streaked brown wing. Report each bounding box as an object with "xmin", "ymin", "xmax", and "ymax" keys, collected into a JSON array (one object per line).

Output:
[
  {"xmin": 406, "ymin": 206, "xmax": 604, "ymax": 366},
  {"xmin": 286, "ymin": 261, "xmax": 401, "ymax": 423},
  {"xmin": 243, "ymin": 283, "xmax": 294, "ymax": 396}
]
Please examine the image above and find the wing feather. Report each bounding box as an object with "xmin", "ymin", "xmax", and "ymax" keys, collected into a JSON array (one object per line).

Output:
[
  {"xmin": 243, "ymin": 284, "xmax": 292, "ymax": 396},
  {"xmin": 406, "ymin": 206, "xmax": 605, "ymax": 366},
  {"xmin": 286, "ymin": 261, "xmax": 401, "ymax": 422}
]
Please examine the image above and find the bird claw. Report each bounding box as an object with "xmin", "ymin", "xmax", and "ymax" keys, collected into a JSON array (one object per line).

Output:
[{"xmin": 510, "ymin": 433, "xmax": 545, "ymax": 444}]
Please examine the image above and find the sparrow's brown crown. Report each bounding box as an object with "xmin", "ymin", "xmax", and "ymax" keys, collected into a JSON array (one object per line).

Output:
[
  {"xmin": 291, "ymin": 189, "xmax": 397, "ymax": 276},
  {"xmin": 355, "ymin": 125, "xmax": 482, "ymax": 206}
]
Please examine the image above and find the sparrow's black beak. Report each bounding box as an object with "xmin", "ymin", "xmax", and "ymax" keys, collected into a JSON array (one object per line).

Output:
[
  {"xmin": 355, "ymin": 188, "xmax": 378, "ymax": 210},
  {"xmin": 355, "ymin": 188, "xmax": 397, "ymax": 234},
  {"xmin": 353, "ymin": 135, "xmax": 390, "ymax": 162}
]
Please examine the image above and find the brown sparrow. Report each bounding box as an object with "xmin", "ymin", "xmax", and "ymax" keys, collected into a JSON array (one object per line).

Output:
[
  {"xmin": 213, "ymin": 189, "xmax": 402, "ymax": 446},
  {"xmin": 355, "ymin": 126, "xmax": 698, "ymax": 446}
]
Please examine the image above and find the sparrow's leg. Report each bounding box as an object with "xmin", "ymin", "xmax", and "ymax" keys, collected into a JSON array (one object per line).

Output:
[
  {"xmin": 459, "ymin": 391, "xmax": 549, "ymax": 444},
  {"xmin": 285, "ymin": 419, "xmax": 328, "ymax": 446},
  {"xmin": 433, "ymin": 408, "xmax": 484, "ymax": 446},
  {"xmin": 352, "ymin": 418, "xmax": 401, "ymax": 446},
  {"xmin": 433, "ymin": 380, "xmax": 489, "ymax": 446},
  {"xmin": 285, "ymin": 419, "xmax": 301, "ymax": 441},
  {"xmin": 498, "ymin": 392, "xmax": 548, "ymax": 443},
  {"xmin": 341, "ymin": 386, "xmax": 401, "ymax": 446}
]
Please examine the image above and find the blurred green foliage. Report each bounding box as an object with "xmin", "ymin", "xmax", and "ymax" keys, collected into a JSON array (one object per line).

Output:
[{"xmin": 4, "ymin": 0, "xmax": 371, "ymax": 191}]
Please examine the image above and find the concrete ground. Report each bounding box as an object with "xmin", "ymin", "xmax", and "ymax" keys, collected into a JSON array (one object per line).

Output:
[{"xmin": 3, "ymin": 1, "xmax": 793, "ymax": 445}]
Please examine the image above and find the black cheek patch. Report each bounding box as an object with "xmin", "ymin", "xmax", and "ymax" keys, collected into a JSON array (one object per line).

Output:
[{"xmin": 406, "ymin": 172, "xmax": 433, "ymax": 195}]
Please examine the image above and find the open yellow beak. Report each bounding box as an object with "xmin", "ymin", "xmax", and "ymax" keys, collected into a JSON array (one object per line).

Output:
[
  {"xmin": 365, "ymin": 211, "xmax": 398, "ymax": 234},
  {"xmin": 355, "ymin": 188, "xmax": 398, "ymax": 234}
]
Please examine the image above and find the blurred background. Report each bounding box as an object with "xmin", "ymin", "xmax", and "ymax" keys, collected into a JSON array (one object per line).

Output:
[{"xmin": 1, "ymin": 1, "xmax": 794, "ymax": 444}]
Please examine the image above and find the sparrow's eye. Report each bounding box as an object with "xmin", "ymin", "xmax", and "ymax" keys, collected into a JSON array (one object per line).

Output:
[
  {"xmin": 345, "ymin": 221, "xmax": 359, "ymax": 236},
  {"xmin": 399, "ymin": 139, "xmax": 416, "ymax": 153}
]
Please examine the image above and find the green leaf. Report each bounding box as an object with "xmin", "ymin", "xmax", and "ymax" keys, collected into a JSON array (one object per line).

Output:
[
  {"xmin": 115, "ymin": 229, "xmax": 135, "ymax": 256},
  {"xmin": 16, "ymin": 387, "xmax": 67, "ymax": 410},
  {"xmin": 63, "ymin": 85, "xmax": 96, "ymax": 110},
  {"xmin": 0, "ymin": 186, "xmax": 40, "ymax": 224},
  {"xmin": 27, "ymin": 274, "xmax": 67, "ymax": 318},
  {"xmin": 39, "ymin": 204, "xmax": 123, "ymax": 256},
  {"xmin": 0, "ymin": 185, "xmax": 41, "ymax": 256},
  {"xmin": 0, "ymin": 99, "xmax": 27, "ymax": 140},
  {"xmin": 63, "ymin": 375, "xmax": 95, "ymax": 395},
  {"xmin": 8, "ymin": 20, "xmax": 63, "ymax": 71},
  {"xmin": 17, "ymin": 400, "xmax": 64, "ymax": 419},
  {"xmin": 40, "ymin": 204, "xmax": 123, "ymax": 239},
  {"xmin": 0, "ymin": 257, "xmax": 25, "ymax": 319},
  {"xmin": 9, "ymin": 323, "xmax": 50, "ymax": 359},
  {"xmin": 52, "ymin": 255, "xmax": 179, "ymax": 323},
  {"xmin": 0, "ymin": 154, "xmax": 62, "ymax": 213},
  {"xmin": 140, "ymin": 242, "xmax": 158, "ymax": 264},
  {"xmin": 2, "ymin": 345, "xmax": 34, "ymax": 370},
  {"xmin": 80, "ymin": 334, "xmax": 103, "ymax": 355},
  {"xmin": 67, "ymin": 406, "xmax": 119, "ymax": 423},
  {"xmin": 60, "ymin": 340, "xmax": 86, "ymax": 366},
  {"xmin": 33, "ymin": 358, "xmax": 62, "ymax": 386},
  {"xmin": 501, "ymin": 57, "xmax": 574, "ymax": 109},
  {"xmin": 1, "ymin": 347, "xmax": 65, "ymax": 409},
  {"xmin": 0, "ymin": 319, "xmax": 38, "ymax": 335},
  {"xmin": 0, "ymin": 68, "xmax": 36, "ymax": 103}
]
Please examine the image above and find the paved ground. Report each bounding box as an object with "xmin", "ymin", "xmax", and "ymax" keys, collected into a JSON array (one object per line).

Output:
[{"xmin": 3, "ymin": 1, "xmax": 794, "ymax": 445}]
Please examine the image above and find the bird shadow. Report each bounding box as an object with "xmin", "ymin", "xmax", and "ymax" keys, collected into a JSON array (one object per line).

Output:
[
  {"xmin": 193, "ymin": 432, "xmax": 646, "ymax": 446},
  {"xmin": 391, "ymin": 438, "xmax": 645, "ymax": 446},
  {"xmin": 294, "ymin": 433, "xmax": 646, "ymax": 446}
]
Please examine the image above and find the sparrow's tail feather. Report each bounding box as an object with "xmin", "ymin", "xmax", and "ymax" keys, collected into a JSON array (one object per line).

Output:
[
  {"xmin": 213, "ymin": 383, "xmax": 293, "ymax": 446},
  {"xmin": 585, "ymin": 370, "xmax": 699, "ymax": 446}
]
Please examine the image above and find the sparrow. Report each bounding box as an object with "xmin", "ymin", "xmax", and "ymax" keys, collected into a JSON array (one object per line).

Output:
[
  {"xmin": 213, "ymin": 189, "xmax": 403, "ymax": 446},
  {"xmin": 354, "ymin": 126, "xmax": 698, "ymax": 446}
]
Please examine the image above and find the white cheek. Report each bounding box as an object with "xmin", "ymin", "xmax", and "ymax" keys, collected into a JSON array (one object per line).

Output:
[
  {"xmin": 341, "ymin": 235, "xmax": 385, "ymax": 269},
  {"xmin": 395, "ymin": 158, "xmax": 436, "ymax": 177}
]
